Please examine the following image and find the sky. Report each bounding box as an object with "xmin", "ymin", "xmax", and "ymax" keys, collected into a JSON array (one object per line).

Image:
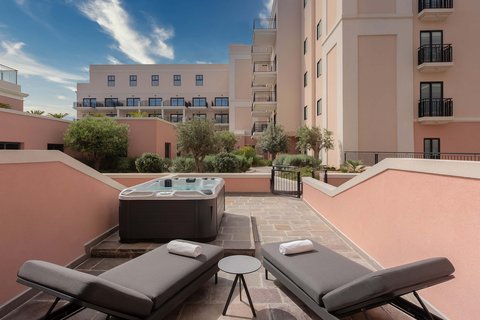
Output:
[{"xmin": 0, "ymin": 0, "xmax": 273, "ymax": 116}]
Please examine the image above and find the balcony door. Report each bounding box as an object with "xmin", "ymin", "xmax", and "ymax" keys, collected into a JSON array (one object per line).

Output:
[
  {"xmin": 420, "ymin": 82, "xmax": 443, "ymax": 116},
  {"xmin": 420, "ymin": 31, "xmax": 442, "ymax": 62},
  {"xmin": 424, "ymin": 138, "xmax": 440, "ymax": 159}
]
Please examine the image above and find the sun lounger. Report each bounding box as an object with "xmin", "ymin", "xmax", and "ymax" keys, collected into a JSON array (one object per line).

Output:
[
  {"xmin": 17, "ymin": 240, "xmax": 224, "ymax": 320},
  {"xmin": 261, "ymin": 240, "xmax": 454, "ymax": 320}
]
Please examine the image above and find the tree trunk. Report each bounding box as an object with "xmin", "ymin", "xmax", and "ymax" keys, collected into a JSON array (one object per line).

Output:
[
  {"xmin": 313, "ymin": 147, "xmax": 320, "ymax": 160},
  {"xmin": 194, "ymin": 157, "xmax": 204, "ymax": 173}
]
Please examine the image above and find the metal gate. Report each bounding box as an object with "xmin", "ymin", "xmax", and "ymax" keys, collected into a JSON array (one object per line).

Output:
[{"xmin": 270, "ymin": 165, "xmax": 302, "ymax": 198}]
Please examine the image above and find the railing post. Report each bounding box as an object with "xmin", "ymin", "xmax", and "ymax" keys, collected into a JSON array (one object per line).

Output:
[
  {"xmin": 324, "ymin": 169, "xmax": 328, "ymax": 184},
  {"xmin": 297, "ymin": 171, "xmax": 301, "ymax": 198},
  {"xmin": 270, "ymin": 167, "xmax": 274, "ymax": 193},
  {"xmin": 374, "ymin": 153, "xmax": 379, "ymax": 164}
]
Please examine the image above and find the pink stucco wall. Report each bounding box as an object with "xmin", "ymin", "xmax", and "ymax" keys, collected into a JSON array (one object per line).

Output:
[
  {"xmin": 414, "ymin": 122, "xmax": 480, "ymax": 154},
  {"xmin": 0, "ymin": 109, "xmax": 68, "ymax": 148},
  {"xmin": 303, "ymin": 169, "xmax": 480, "ymax": 319},
  {"xmin": 0, "ymin": 161, "xmax": 122, "ymax": 305},
  {"xmin": 0, "ymin": 96, "xmax": 23, "ymax": 111},
  {"xmin": 116, "ymin": 118, "xmax": 177, "ymax": 158}
]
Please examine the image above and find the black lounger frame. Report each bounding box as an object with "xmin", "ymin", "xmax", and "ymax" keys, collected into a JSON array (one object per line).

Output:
[
  {"xmin": 263, "ymin": 258, "xmax": 453, "ymax": 320},
  {"xmin": 17, "ymin": 264, "xmax": 219, "ymax": 320}
]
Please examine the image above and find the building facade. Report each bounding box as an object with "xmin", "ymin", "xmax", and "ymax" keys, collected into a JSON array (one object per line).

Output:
[
  {"xmin": 0, "ymin": 64, "xmax": 28, "ymax": 112},
  {"xmin": 254, "ymin": 0, "xmax": 479, "ymax": 166}
]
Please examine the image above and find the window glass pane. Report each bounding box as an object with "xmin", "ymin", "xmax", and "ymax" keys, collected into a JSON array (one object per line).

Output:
[
  {"xmin": 214, "ymin": 97, "xmax": 229, "ymax": 106},
  {"xmin": 151, "ymin": 75, "xmax": 159, "ymax": 86},
  {"xmin": 431, "ymin": 83, "xmax": 442, "ymax": 99},
  {"xmin": 192, "ymin": 98, "xmax": 207, "ymax": 106},
  {"xmin": 173, "ymin": 75, "xmax": 181, "ymax": 86},
  {"xmin": 196, "ymin": 75, "xmax": 203, "ymax": 86}
]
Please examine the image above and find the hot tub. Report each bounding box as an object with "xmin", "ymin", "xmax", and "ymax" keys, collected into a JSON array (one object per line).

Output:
[{"xmin": 118, "ymin": 177, "xmax": 225, "ymax": 243}]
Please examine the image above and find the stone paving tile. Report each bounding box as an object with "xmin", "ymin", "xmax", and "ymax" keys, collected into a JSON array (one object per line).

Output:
[{"xmin": 3, "ymin": 195, "xmax": 412, "ymax": 320}]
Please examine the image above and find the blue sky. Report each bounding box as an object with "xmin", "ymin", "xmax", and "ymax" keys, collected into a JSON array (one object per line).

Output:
[{"xmin": 0, "ymin": 0, "xmax": 273, "ymax": 116}]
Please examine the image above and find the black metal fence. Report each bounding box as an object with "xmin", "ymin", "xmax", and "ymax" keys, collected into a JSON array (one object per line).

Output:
[
  {"xmin": 418, "ymin": 98, "xmax": 453, "ymax": 117},
  {"xmin": 419, "ymin": 0, "xmax": 453, "ymax": 12},
  {"xmin": 418, "ymin": 44, "xmax": 452, "ymax": 65},
  {"xmin": 271, "ymin": 166, "xmax": 302, "ymax": 198},
  {"xmin": 344, "ymin": 151, "xmax": 480, "ymax": 166}
]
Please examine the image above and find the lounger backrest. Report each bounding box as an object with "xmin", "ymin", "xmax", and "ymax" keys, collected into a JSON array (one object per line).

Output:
[
  {"xmin": 17, "ymin": 260, "xmax": 153, "ymax": 318},
  {"xmin": 322, "ymin": 257, "xmax": 455, "ymax": 312}
]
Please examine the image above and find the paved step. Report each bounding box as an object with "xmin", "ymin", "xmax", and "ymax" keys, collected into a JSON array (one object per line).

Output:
[{"xmin": 90, "ymin": 213, "xmax": 256, "ymax": 258}]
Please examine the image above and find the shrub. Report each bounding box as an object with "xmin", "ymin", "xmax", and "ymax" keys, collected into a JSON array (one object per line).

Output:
[
  {"xmin": 235, "ymin": 155, "xmax": 252, "ymax": 172},
  {"xmin": 213, "ymin": 152, "xmax": 240, "ymax": 173},
  {"xmin": 215, "ymin": 131, "xmax": 237, "ymax": 152},
  {"xmin": 203, "ymin": 155, "xmax": 216, "ymax": 172},
  {"xmin": 135, "ymin": 153, "xmax": 169, "ymax": 173},
  {"xmin": 273, "ymin": 154, "xmax": 320, "ymax": 168},
  {"xmin": 101, "ymin": 156, "xmax": 137, "ymax": 173},
  {"xmin": 257, "ymin": 158, "xmax": 272, "ymax": 166},
  {"xmin": 234, "ymin": 146, "xmax": 256, "ymax": 159},
  {"xmin": 171, "ymin": 156, "xmax": 196, "ymax": 173},
  {"xmin": 340, "ymin": 160, "xmax": 366, "ymax": 173}
]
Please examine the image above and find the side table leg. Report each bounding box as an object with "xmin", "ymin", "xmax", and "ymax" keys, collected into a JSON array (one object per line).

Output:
[
  {"xmin": 240, "ymin": 274, "xmax": 256, "ymax": 317},
  {"xmin": 222, "ymin": 275, "xmax": 240, "ymax": 316},
  {"xmin": 239, "ymin": 275, "xmax": 242, "ymax": 301}
]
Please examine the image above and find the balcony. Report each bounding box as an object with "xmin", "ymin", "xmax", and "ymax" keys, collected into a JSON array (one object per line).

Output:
[
  {"xmin": 417, "ymin": 44, "xmax": 453, "ymax": 72},
  {"xmin": 252, "ymin": 91, "xmax": 276, "ymax": 114},
  {"xmin": 418, "ymin": 98, "xmax": 453, "ymax": 124},
  {"xmin": 252, "ymin": 61, "xmax": 276, "ymax": 86},
  {"xmin": 251, "ymin": 46, "xmax": 272, "ymax": 63},
  {"xmin": 251, "ymin": 121, "xmax": 269, "ymax": 136},
  {"xmin": 253, "ymin": 18, "xmax": 276, "ymax": 46},
  {"xmin": 418, "ymin": 0, "xmax": 453, "ymax": 21},
  {"xmin": 0, "ymin": 64, "xmax": 18, "ymax": 84}
]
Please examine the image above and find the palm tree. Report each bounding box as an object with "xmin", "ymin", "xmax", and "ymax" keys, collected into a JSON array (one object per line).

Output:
[
  {"xmin": 48, "ymin": 112, "xmax": 69, "ymax": 119},
  {"xmin": 27, "ymin": 110, "xmax": 45, "ymax": 115}
]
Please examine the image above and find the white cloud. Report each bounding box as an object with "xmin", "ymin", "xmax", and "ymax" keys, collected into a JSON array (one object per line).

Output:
[
  {"xmin": 77, "ymin": 0, "xmax": 174, "ymax": 63},
  {"xmin": 0, "ymin": 41, "xmax": 85, "ymax": 89},
  {"xmin": 259, "ymin": 0, "xmax": 274, "ymax": 20},
  {"xmin": 107, "ymin": 55, "xmax": 121, "ymax": 64},
  {"xmin": 195, "ymin": 60, "xmax": 212, "ymax": 64},
  {"xmin": 57, "ymin": 95, "xmax": 67, "ymax": 100}
]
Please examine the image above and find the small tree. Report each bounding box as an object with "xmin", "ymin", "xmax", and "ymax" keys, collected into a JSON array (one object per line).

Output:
[
  {"xmin": 259, "ymin": 122, "xmax": 288, "ymax": 160},
  {"xmin": 215, "ymin": 130, "xmax": 237, "ymax": 152},
  {"xmin": 27, "ymin": 109, "xmax": 45, "ymax": 115},
  {"xmin": 296, "ymin": 126, "xmax": 334, "ymax": 160},
  {"xmin": 176, "ymin": 119, "xmax": 217, "ymax": 172},
  {"xmin": 0, "ymin": 103, "xmax": 11, "ymax": 109},
  {"xmin": 48, "ymin": 112, "xmax": 69, "ymax": 119},
  {"xmin": 64, "ymin": 117, "xmax": 128, "ymax": 170}
]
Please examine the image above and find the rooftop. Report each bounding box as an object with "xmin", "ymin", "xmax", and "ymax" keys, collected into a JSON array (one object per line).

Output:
[{"xmin": 2, "ymin": 195, "xmax": 410, "ymax": 320}]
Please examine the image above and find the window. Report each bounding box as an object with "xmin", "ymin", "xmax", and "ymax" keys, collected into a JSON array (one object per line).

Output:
[
  {"xmin": 193, "ymin": 113, "xmax": 207, "ymax": 120},
  {"xmin": 126, "ymin": 98, "xmax": 140, "ymax": 106},
  {"xmin": 214, "ymin": 114, "xmax": 229, "ymax": 124},
  {"xmin": 195, "ymin": 74, "xmax": 204, "ymax": 86},
  {"xmin": 170, "ymin": 114, "xmax": 183, "ymax": 123},
  {"xmin": 170, "ymin": 97, "xmax": 185, "ymax": 106},
  {"xmin": 304, "ymin": 72, "xmax": 308, "ymax": 87},
  {"xmin": 420, "ymin": 82, "xmax": 443, "ymax": 116},
  {"xmin": 47, "ymin": 144, "xmax": 64, "ymax": 152},
  {"xmin": 420, "ymin": 30, "xmax": 443, "ymax": 62},
  {"xmin": 424, "ymin": 138, "xmax": 440, "ymax": 159},
  {"xmin": 317, "ymin": 99, "xmax": 322, "ymax": 115},
  {"xmin": 192, "ymin": 97, "xmax": 207, "ymax": 107},
  {"xmin": 129, "ymin": 75, "xmax": 137, "ymax": 87},
  {"xmin": 151, "ymin": 75, "xmax": 159, "ymax": 86},
  {"xmin": 0, "ymin": 142, "xmax": 21, "ymax": 149},
  {"xmin": 83, "ymin": 98, "xmax": 96, "ymax": 108},
  {"xmin": 149, "ymin": 98, "xmax": 162, "ymax": 106},
  {"xmin": 105, "ymin": 98, "xmax": 119, "ymax": 107},
  {"xmin": 317, "ymin": 20, "xmax": 322, "ymax": 39},
  {"xmin": 165, "ymin": 143, "xmax": 171, "ymax": 159},
  {"xmin": 173, "ymin": 75, "xmax": 181, "ymax": 86},
  {"xmin": 105, "ymin": 113, "xmax": 117, "ymax": 117},
  {"xmin": 214, "ymin": 97, "xmax": 229, "ymax": 106},
  {"xmin": 304, "ymin": 0, "xmax": 307, "ymax": 8},
  {"xmin": 317, "ymin": 59, "xmax": 322, "ymax": 77},
  {"xmin": 304, "ymin": 38, "xmax": 307, "ymax": 54},
  {"xmin": 304, "ymin": 106, "xmax": 308, "ymax": 120},
  {"xmin": 107, "ymin": 75, "xmax": 115, "ymax": 87}
]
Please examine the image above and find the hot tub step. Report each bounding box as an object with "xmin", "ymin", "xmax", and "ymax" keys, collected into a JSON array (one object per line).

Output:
[{"xmin": 90, "ymin": 213, "xmax": 255, "ymax": 258}]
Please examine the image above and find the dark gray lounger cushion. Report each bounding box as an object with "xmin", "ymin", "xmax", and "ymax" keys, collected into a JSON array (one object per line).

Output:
[
  {"xmin": 323, "ymin": 257, "xmax": 455, "ymax": 312},
  {"xmin": 262, "ymin": 241, "xmax": 371, "ymax": 305},
  {"xmin": 100, "ymin": 240, "xmax": 223, "ymax": 309},
  {"xmin": 18, "ymin": 260, "xmax": 153, "ymax": 317}
]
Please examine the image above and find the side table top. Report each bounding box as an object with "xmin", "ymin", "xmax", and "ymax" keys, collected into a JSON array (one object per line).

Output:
[{"xmin": 218, "ymin": 255, "xmax": 261, "ymax": 275}]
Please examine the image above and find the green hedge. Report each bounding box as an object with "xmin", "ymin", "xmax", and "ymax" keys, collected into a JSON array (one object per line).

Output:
[
  {"xmin": 273, "ymin": 154, "xmax": 320, "ymax": 168},
  {"xmin": 135, "ymin": 153, "xmax": 170, "ymax": 173}
]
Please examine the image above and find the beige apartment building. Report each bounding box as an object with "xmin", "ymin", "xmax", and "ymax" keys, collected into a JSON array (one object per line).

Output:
[
  {"xmin": 75, "ymin": 46, "xmax": 254, "ymax": 145},
  {"xmin": 0, "ymin": 64, "xmax": 28, "ymax": 112}
]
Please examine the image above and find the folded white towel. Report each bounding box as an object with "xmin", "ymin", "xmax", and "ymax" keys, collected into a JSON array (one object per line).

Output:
[
  {"xmin": 279, "ymin": 239, "xmax": 314, "ymax": 255},
  {"xmin": 167, "ymin": 240, "xmax": 202, "ymax": 258}
]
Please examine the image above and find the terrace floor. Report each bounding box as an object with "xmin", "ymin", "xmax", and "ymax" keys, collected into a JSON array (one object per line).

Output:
[{"xmin": 3, "ymin": 194, "xmax": 412, "ymax": 320}]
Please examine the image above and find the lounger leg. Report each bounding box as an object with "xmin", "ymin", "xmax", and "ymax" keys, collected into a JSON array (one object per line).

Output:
[
  {"xmin": 42, "ymin": 302, "xmax": 84, "ymax": 320},
  {"xmin": 222, "ymin": 275, "xmax": 240, "ymax": 316},
  {"xmin": 43, "ymin": 297, "xmax": 60, "ymax": 318},
  {"xmin": 413, "ymin": 291, "xmax": 435, "ymax": 320},
  {"xmin": 361, "ymin": 308, "xmax": 371, "ymax": 320},
  {"xmin": 240, "ymin": 274, "xmax": 256, "ymax": 317},
  {"xmin": 215, "ymin": 272, "xmax": 218, "ymax": 284}
]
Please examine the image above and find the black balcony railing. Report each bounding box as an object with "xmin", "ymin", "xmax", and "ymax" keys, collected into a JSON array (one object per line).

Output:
[
  {"xmin": 418, "ymin": 44, "xmax": 452, "ymax": 65},
  {"xmin": 251, "ymin": 121, "xmax": 269, "ymax": 135},
  {"xmin": 253, "ymin": 91, "xmax": 277, "ymax": 102},
  {"xmin": 253, "ymin": 18, "xmax": 276, "ymax": 30},
  {"xmin": 418, "ymin": 98, "xmax": 453, "ymax": 117},
  {"xmin": 253, "ymin": 61, "xmax": 275, "ymax": 72},
  {"xmin": 345, "ymin": 151, "xmax": 480, "ymax": 166},
  {"xmin": 419, "ymin": 0, "xmax": 453, "ymax": 12}
]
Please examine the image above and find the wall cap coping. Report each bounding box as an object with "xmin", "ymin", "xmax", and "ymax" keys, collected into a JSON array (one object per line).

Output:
[
  {"xmin": 105, "ymin": 172, "xmax": 271, "ymax": 179},
  {"xmin": 0, "ymin": 150, "xmax": 125, "ymax": 191},
  {"xmin": 0, "ymin": 108, "xmax": 71, "ymax": 123},
  {"xmin": 304, "ymin": 158, "xmax": 480, "ymax": 197}
]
